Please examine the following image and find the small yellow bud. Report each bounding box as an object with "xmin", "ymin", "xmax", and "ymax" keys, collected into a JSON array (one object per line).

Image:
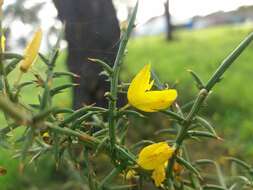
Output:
[
  {"xmin": 126, "ymin": 169, "xmax": 136, "ymax": 180},
  {"xmin": 19, "ymin": 28, "xmax": 42, "ymax": 73},
  {"xmin": 1, "ymin": 34, "xmax": 5, "ymax": 52}
]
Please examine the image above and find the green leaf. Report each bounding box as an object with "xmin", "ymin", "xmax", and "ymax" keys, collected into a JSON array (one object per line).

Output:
[
  {"xmin": 53, "ymin": 71, "xmax": 80, "ymax": 78},
  {"xmin": 188, "ymin": 69, "xmax": 204, "ymax": 89},
  {"xmin": 5, "ymin": 59, "xmax": 20, "ymax": 74},
  {"xmin": 195, "ymin": 116, "xmax": 219, "ymax": 138},
  {"xmin": 130, "ymin": 140, "xmax": 154, "ymax": 151},
  {"xmin": 88, "ymin": 58, "xmax": 113, "ymax": 76},
  {"xmin": 195, "ymin": 159, "xmax": 226, "ymax": 188},
  {"xmin": 38, "ymin": 53, "xmax": 50, "ymax": 65},
  {"xmin": 50, "ymin": 83, "xmax": 78, "ymax": 96},
  {"xmin": 1, "ymin": 53, "xmax": 23, "ymax": 60},
  {"xmin": 32, "ymin": 108, "xmax": 56, "ymax": 123},
  {"xmin": 71, "ymin": 112, "xmax": 99, "ymax": 129},
  {"xmin": 161, "ymin": 110, "xmax": 185, "ymax": 122},
  {"xmin": 203, "ymin": 184, "xmax": 226, "ymax": 190},
  {"xmin": 225, "ymin": 157, "xmax": 252, "ymax": 170},
  {"xmin": 206, "ymin": 32, "xmax": 253, "ymax": 91},
  {"xmin": 93, "ymin": 128, "xmax": 108, "ymax": 138},
  {"xmin": 117, "ymin": 110, "xmax": 145, "ymax": 118},
  {"xmin": 98, "ymin": 167, "xmax": 124, "ymax": 189},
  {"xmin": 187, "ymin": 130, "xmax": 221, "ymax": 140},
  {"xmin": 108, "ymin": 184, "xmax": 137, "ymax": 190},
  {"xmin": 176, "ymin": 156, "xmax": 202, "ymax": 180},
  {"xmin": 151, "ymin": 69, "xmax": 164, "ymax": 89},
  {"xmin": 155, "ymin": 128, "xmax": 178, "ymax": 136},
  {"xmin": 53, "ymin": 108, "xmax": 74, "ymax": 114},
  {"xmin": 60, "ymin": 106, "xmax": 107, "ymax": 127}
]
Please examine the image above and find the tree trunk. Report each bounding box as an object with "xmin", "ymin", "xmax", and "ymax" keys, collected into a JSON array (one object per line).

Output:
[
  {"xmin": 53, "ymin": 0, "xmax": 120, "ymax": 109},
  {"xmin": 164, "ymin": 0, "xmax": 173, "ymax": 41}
]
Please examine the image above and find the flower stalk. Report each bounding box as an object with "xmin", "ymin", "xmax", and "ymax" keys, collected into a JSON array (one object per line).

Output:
[{"xmin": 108, "ymin": 1, "xmax": 138, "ymax": 156}]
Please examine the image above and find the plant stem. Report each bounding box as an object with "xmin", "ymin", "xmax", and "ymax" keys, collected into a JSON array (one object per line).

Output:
[
  {"xmin": 108, "ymin": 2, "xmax": 138, "ymax": 154},
  {"xmin": 47, "ymin": 124, "xmax": 99, "ymax": 147},
  {"xmin": 166, "ymin": 32, "xmax": 253, "ymax": 182},
  {"xmin": 206, "ymin": 32, "xmax": 253, "ymax": 91},
  {"xmin": 98, "ymin": 167, "xmax": 123, "ymax": 189}
]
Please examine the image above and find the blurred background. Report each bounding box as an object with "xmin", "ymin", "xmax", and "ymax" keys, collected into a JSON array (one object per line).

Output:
[{"xmin": 0, "ymin": 0, "xmax": 253, "ymax": 189}]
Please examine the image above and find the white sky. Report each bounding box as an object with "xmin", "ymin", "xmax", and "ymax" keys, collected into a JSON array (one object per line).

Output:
[
  {"xmin": 4, "ymin": 0, "xmax": 253, "ymax": 25},
  {"xmin": 135, "ymin": 0, "xmax": 253, "ymax": 23},
  {"xmin": 3, "ymin": 0, "xmax": 253, "ymax": 51}
]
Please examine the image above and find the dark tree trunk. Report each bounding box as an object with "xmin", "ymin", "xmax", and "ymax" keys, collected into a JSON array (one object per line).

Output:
[
  {"xmin": 53, "ymin": 0, "xmax": 120, "ymax": 109},
  {"xmin": 164, "ymin": 0, "xmax": 173, "ymax": 40}
]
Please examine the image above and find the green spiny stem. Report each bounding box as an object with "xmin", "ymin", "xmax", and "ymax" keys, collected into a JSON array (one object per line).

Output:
[
  {"xmin": 0, "ymin": 96, "xmax": 32, "ymax": 124},
  {"xmin": 185, "ymin": 89, "xmax": 208, "ymax": 122},
  {"xmin": 206, "ymin": 32, "xmax": 253, "ymax": 91},
  {"xmin": 47, "ymin": 124, "xmax": 100, "ymax": 148},
  {"xmin": 108, "ymin": 1, "xmax": 138, "ymax": 154},
  {"xmin": 166, "ymin": 32, "xmax": 253, "ymax": 183},
  {"xmin": 98, "ymin": 167, "xmax": 124, "ymax": 189},
  {"xmin": 59, "ymin": 106, "xmax": 106, "ymax": 127},
  {"xmin": 0, "ymin": 20, "xmax": 10, "ymax": 99},
  {"xmin": 0, "ymin": 19, "xmax": 3, "ymax": 78},
  {"xmin": 0, "ymin": 123, "xmax": 19, "ymax": 135}
]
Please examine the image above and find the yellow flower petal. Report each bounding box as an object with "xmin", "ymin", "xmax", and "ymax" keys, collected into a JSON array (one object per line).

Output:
[
  {"xmin": 1, "ymin": 35, "xmax": 5, "ymax": 52},
  {"xmin": 133, "ymin": 89, "xmax": 177, "ymax": 112},
  {"xmin": 127, "ymin": 64, "xmax": 177, "ymax": 112},
  {"xmin": 128, "ymin": 64, "xmax": 152, "ymax": 96},
  {"xmin": 137, "ymin": 142, "xmax": 175, "ymax": 170},
  {"xmin": 19, "ymin": 28, "xmax": 42, "ymax": 73},
  {"xmin": 152, "ymin": 165, "xmax": 166, "ymax": 187},
  {"xmin": 126, "ymin": 169, "xmax": 136, "ymax": 180}
]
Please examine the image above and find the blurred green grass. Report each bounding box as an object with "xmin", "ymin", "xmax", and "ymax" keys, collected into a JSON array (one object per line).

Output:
[{"xmin": 1, "ymin": 24, "xmax": 253, "ymax": 189}]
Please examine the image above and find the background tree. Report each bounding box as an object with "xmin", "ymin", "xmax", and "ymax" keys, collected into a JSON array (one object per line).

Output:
[
  {"xmin": 164, "ymin": 0, "xmax": 173, "ymax": 40},
  {"xmin": 53, "ymin": 0, "xmax": 121, "ymax": 109}
]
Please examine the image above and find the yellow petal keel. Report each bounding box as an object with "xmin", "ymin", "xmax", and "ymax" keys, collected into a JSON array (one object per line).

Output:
[{"xmin": 152, "ymin": 165, "xmax": 166, "ymax": 187}]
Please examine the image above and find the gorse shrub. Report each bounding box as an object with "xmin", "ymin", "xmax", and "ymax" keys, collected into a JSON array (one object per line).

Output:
[{"xmin": 0, "ymin": 1, "xmax": 253, "ymax": 190}]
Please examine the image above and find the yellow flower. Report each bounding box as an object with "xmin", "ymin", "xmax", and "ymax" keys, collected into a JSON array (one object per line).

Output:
[
  {"xmin": 127, "ymin": 64, "xmax": 177, "ymax": 112},
  {"xmin": 137, "ymin": 142, "xmax": 175, "ymax": 170},
  {"xmin": 19, "ymin": 28, "xmax": 42, "ymax": 73},
  {"xmin": 1, "ymin": 35, "xmax": 5, "ymax": 52},
  {"xmin": 137, "ymin": 142, "xmax": 175, "ymax": 187},
  {"xmin": 152, "ymin": 165, "xmax": 166, "ymax": 187},
  {"xmin": 126, "ymin": 169, "xmax": 136, "ymax": 180}
]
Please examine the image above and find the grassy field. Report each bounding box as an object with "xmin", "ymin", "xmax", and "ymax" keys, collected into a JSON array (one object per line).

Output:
[{"xmin": 1, "ymin": 24, "xmax": 253, "ymax": 189}]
